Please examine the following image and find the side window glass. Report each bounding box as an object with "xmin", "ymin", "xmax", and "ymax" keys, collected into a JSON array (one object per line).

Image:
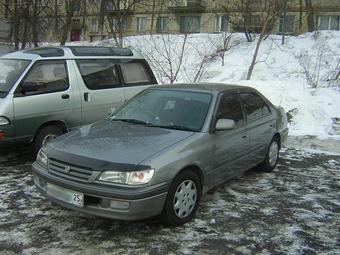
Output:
[
  {"xmin": 217, "ymin": 94, "xmax": 244, "ymax": 126},
  {"xmin": 76, "ymin": 60, "xmax": 121, "ymax": 90},
  {"xmin": 18, "ymin": 60, "xmax": 69, "ymax": 96},
  {"xmin": 241, "ymin": 93, "xmax": 270, "ymax": 120},
  {"xmin": 120, "ymin": 61, "xmax": 153, "ymax": 85}
]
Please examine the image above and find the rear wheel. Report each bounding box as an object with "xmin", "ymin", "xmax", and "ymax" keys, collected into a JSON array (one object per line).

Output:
[
  {"xmin": 161, "ymin": 170, "xmax": 201, "ymax": 226},
  {"xmin": 261, "ymin": 136, "xmax": 280, "ymax": 172},
  {"xmin": 33, "ymin": 125, "xmax": 63, "ymax": 154}
]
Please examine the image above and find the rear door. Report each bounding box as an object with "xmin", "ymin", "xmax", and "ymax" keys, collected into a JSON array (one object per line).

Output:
[
  {"xmin": 13, "ymin": 60, "xmax": 80, "ymax": 142},
  {"xmin": 210, "ymin": 93, "xmax": 250, "ymax": 184},
  {"xmin": 119, "ymin": 59, "xmax": 157, "ymax": 100},
  {"xmin": 240, "ymin": 92, "xmax": 275, "ymax": 165},
  {"xmin": 74, "ymin": 59, "xmax": 126, "ymax": 125}
]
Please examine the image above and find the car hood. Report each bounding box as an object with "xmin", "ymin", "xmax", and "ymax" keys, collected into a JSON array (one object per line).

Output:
[{"xmin": 47, "ymin": 120, "xmax": 194, "ymax": 171}]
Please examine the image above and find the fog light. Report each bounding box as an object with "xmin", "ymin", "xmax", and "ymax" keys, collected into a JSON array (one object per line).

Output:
[
  {"xmin": 0, "ymin": 131, "xmax": 5, "ymax": 140},
  {"xmin": 110, "ymin": 200, "xmax": 130, "ymax": 209}
]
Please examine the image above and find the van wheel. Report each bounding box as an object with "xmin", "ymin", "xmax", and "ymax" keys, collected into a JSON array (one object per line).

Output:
[
  {"xmin": 34, "ymin": 125, "xmax": 63, "ymax": 154},
  {"xmin": 161, "ymin": 170, "xmax": 201, "ymax": 226},
  {"xmin": 260, "ymin": 136, "xmax": 280, "ymax": 172}
]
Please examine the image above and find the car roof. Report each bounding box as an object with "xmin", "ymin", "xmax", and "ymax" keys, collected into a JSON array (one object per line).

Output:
[
  {"xmin": 0, "ymin": 46, "xmax": 144, "ymax": 60},
  {"xmin": 150, "ymin": 83, "xmax": 259, "ymax": 94}
]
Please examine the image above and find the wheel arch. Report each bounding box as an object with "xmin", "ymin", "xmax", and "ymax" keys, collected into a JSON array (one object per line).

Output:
[
  {"xmin": 174, "ymin": 164, "xmax": 204, "ymax": 190},
  {"xmin": 32, "ymin": 120, "xmax": 68, "ymax": 143}
]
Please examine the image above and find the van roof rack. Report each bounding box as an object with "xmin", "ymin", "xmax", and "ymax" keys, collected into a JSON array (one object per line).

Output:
[
  {"xmin": 24, "ymin": 47, "xmax": 65, "ymax": 57},
  {"xmin": 69, "ymin": 46, "xmax": 133, "ymax": 57},
  {"xmin": 23, "ymin": 46, "xmax": 133, "ymax": 58}
]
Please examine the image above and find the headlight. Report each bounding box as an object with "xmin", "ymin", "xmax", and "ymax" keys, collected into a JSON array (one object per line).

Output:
[
  {"xmin": 0, "ymin": 116, "xmax": 10, "ymax": 126},
  {"xmin": 98, "ymin": 169, "xmax": 154, "ymax": 185},
  {"xmin": 36, "ymin": 149, "xmax": 48, "ymax": 167}
]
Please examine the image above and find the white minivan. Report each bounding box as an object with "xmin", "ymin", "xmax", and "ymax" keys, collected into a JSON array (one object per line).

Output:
[{"xmin": 0, "ymin": 46, "xmax": 158, "ymax": 152}]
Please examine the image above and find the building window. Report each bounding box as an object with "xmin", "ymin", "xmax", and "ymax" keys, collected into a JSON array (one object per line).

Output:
[
  {"xmin": 279, "ymin": 15, "xmax": 295, "ymax": 34},
  {"xmin": 215, "ymin": 15, "xmax": 228, "ymax": 32},
  {"xmin": 319, "ymin": 15, "xmax": 340, "ymax": 30},
  {"xmin": 91, "ymin": 18, "xmax": 98, "ymax": 33},
  {"xmin": 180, "ymin": 16, "xmax": 200, "ymax": 33},
  {"xmin": 137, "ymin": 17, "xmax": 147, "ymax": 33},
  {"xmin": 156, "ymin": 17, "xmax": 169, "ymax": 33}
]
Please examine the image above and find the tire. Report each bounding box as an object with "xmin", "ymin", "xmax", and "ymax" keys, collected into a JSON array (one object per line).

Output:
[
  {"xmin": 161, "ymin": 170, "xmax": 201, "ymax": 226},
  {"xmin": 33, "ymin": 125, "xmax": 63, "ymax": 154},
  {"xmin": 260, "ymin": 136, "xmax": 280, "ymax": 172}
]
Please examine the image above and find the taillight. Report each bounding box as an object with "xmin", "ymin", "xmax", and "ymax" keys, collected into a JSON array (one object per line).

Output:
[{"xmin": 0, "ymin": 131, "xmax": 5, "ymax": 139}]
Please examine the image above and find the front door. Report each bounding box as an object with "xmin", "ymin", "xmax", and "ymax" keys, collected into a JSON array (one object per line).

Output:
[{"xmin": 13, "ymin": 60, "xmax": 80, "ymax": 142}]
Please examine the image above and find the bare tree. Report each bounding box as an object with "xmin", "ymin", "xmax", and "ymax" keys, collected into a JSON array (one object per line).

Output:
[
  {"xmin": 105, "ymin": 0, "xmax": 143, "ymax": 47},
  {"xmin": 246, "ymin": 0, "xmax": 288, "ymax": 80},
  {"xmin": 221, "ymin": 0, "xmax": 255, "ymax": 42},
  {"xmin": 305, "ymin": 0, "xmax": 315, "ymax": 32},
  {"xmin": 60, "ymin": 0, "xmax": 76, "ymax": 45}
]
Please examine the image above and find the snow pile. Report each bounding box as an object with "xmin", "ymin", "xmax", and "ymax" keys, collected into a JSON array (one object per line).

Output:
[
  {"xmin": 126, "ymin": 32, "xmax": 340, "ymax": 139},
  {"xmin": 66, "ymin": 31, "xmax": 340, "ymax": 139}
]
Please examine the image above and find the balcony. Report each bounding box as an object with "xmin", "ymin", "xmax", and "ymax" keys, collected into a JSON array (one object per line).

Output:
[{"xmin": 168, "ymin": 0, "xmax": 205, "ymax": 13}]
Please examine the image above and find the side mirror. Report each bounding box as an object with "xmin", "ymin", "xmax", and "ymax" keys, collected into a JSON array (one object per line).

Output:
[
  {"xmin": 215, "ymin": 118, "xmax": 235, "ymax": 131},
  {"xmin": 21, "ymin": 82, "xmax": 38, "ymax": 93}
]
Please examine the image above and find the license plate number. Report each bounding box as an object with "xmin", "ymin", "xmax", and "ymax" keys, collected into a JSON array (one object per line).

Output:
[{"xmin": 47, "ymin": 183, "xmax": 84, "ymax": 207}]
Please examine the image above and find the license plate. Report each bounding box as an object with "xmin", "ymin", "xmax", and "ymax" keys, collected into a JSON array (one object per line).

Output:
[{"xmin": 47, "ymin": 183, "xmax": 84, "ymax": 207}]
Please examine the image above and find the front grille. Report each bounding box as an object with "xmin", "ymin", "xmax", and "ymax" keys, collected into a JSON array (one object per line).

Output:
[{"xmin": 48, "ymin": 158, "xmax": 96, "ymax": 182}]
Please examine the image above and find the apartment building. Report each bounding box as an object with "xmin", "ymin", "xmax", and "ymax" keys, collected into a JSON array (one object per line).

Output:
[{"xmin": 0, "ymin": 0, "xmax": 339, "ymax": 43}]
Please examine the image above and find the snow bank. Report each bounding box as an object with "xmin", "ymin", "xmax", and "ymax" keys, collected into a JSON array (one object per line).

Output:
[{"xmin": 63, "ymin": 31, "xmax": 340, "ymax": 139}]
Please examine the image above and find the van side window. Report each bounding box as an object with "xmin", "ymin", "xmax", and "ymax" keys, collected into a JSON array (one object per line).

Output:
[
  {"xmin": 16, "ymin": 60, "xmax": 69, "ymax": 96},
  {"xmin": 240, "ymin": 93, "xmax": 271, "ymax": 121},
  {"xmin": 120, "ymin": 61, "xmax": 153, "ymax": 85},
  {"xmin": 76, "ymin": 60, "xmax": 122, "ymax": 90}
]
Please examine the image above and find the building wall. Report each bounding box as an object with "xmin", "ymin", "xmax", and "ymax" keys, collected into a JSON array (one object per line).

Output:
[{"xmin": 0, "ymin": 0, "xmax": 339, "ymax": 43}]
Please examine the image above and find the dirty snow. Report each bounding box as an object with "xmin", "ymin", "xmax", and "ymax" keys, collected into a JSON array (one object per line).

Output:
[{"xmin": 0, "ymin": 147, "xmax": 339, "ymax": 254}]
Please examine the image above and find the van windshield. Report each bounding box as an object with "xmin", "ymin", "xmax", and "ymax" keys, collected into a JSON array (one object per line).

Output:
[{"xmin": 0, "ymin": 59, "xmax": 31, "ymax": 98}]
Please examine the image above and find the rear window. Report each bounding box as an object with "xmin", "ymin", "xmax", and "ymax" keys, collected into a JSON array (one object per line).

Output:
[
  {"xmin": 76, "ymin": 59, "xmax": 122, "ymax": 90},
  {"xmin": 120, "ymin": 61, "xmax": 153, "ymax": 85},
  {"xmin": 240, "ymin": 93, "xmax": 271, "ymax": 120}
]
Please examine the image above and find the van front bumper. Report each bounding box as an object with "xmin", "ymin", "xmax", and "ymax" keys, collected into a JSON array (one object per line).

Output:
[{"xmin": 32, "ymin": 162, "xmax": 169, "ymax": 221}]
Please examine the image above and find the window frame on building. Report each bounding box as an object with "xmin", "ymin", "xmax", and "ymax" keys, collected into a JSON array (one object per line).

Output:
[
  {"xmin": 319, "ymin": 15, "xmax": 340, "ymax": 30},
  {"xmin": 215, "ymin": 15, "xmax": 229, "ymax": 32},
  {"xmin": 278, "ymin": 15, "xmax": 295, "ymax": 34},
  {"xmin": 136, "ymin": 16, "xmax": 148, "ymax": 33},
  {"xmin": 156, "ymin": 16, "xmax": 169, "ymax": 33},
  {"xmin": 179, "ymin": 16, "xmax": 201, "ymax": 33}
]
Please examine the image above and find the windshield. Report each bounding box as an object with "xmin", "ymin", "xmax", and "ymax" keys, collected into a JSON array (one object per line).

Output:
[
  {"xmin": 0, "ymin": 59, "xmax": 31, "ymax": 97},
  {"xmin": 112, "ymin": 89, "xmax": 212, "ymax": 132}
]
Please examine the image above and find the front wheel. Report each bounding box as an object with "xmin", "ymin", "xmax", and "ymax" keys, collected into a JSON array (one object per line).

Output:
[
  {"xmin": 161, "ymin": 170, "xmax": 201, "ymax": 226},
  {"xmin": 261, "ymin": 136, "xmax": 280, "ymax": 172}
]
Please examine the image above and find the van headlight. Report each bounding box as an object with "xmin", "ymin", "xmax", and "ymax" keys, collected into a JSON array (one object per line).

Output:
[
  {"xmin": 0, "ymin": 117, "xmax": 10, "ymax": 126},
  {"xmin": 98, "ymin": 169, "xmax": 154, "ymax": 185},
  {"xmin": 37, "ymin": 149, "xmax": 48, "ymax": 167}
]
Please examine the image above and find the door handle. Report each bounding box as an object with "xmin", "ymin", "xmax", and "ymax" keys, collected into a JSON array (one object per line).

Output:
[
  {"xmin": 61, "ymin": 94, "xmax": 70, "ymax": 99},
  {"xmin": 84, "ymin": 92, "xmax": 91, "ymax": 102},
  {"xmin": 242, "ymin": 135, "xmax": 248, "ymax": 139}
]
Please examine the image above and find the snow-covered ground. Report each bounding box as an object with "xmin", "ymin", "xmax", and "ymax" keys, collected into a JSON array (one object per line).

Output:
[{"xmin": 61, "ymin": 32, "xmax": 340, "ymax": 139}]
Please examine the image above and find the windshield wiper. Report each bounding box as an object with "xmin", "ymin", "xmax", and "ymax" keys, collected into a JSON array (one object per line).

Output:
[
  {"xmin": 110, "ymin": 118, "xmax": 150, "ymax": 126},
  {"xmin": 150, "ymin": 124, "xmax": 197, "ymax": 132}
]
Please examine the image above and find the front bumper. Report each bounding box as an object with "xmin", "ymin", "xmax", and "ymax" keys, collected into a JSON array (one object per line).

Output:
[{"xmin": 32, "ymin": 162, "xmax": 169, "ymax": 221}]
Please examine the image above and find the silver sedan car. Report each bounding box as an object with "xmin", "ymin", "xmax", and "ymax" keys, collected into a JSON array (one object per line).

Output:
[{"xmin": 32, "ymin": 83, "xmax": 288, "ymax": 225}]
